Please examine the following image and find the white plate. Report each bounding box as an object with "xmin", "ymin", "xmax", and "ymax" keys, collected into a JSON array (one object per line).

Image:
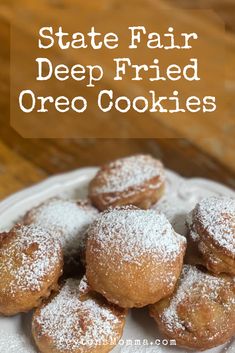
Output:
[{"xmin": 0, "ymin": 168, "xmax": 234, "ymax": 353}]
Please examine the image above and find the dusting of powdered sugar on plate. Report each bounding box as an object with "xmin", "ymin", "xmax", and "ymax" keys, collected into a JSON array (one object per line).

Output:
[{"xmin": 0, "ymin": 331, "xmax": 35, "ymax": 353}]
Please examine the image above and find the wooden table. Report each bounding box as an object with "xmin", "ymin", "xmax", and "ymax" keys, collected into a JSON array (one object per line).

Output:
[{"xmin": 0, "ymin": 0, "xmax": 234, "ymax": 200}]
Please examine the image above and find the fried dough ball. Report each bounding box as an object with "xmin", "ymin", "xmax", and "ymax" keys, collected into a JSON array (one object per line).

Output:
[
  {"xmin": 0, "ymin": 224, "xmax": 63, "ymax": 316},
  {"xmin": 32, "ymin": 277, "xmax": 127, "ymax": 353},
  {"xmin": 187, "ymin": 196, "xmax": 235, "ymax": 275},
  {"xmin": 89, "ymin": 155, "xmax": 165, "ymax": 211},
  {"xmin": 86, "ymin": 206, "xmax": 186, "ymax": 308},
  {"xmin": 149, "ymin": 265, "xmax": 235, "ymax": 350},
  {"xmin": 23, "ymin": 198, "xmax": 99, "ymax": 274}
]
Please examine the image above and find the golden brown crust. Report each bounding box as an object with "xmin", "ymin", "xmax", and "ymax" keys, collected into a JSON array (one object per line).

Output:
[
  {"xmin": 32, "ymin": 277, "xmax": 127, "ymax": 353},
  {"xmin": 86, "ymin": 206, "xmax": 186, "ymax": 308},
  {"xmin": 0, "ymin": 224, "xmax": 63, "ymax": 316},
  {"xmin": 89, "ymin": 155, "xmax": 165, "ymax": 211},
  {"xmin": 187, "ymin": 197, "xmax": 235, "ymax": 275},
  {"xmin": 197, "ymin": 235, "xmax": 235, "ymax": 274},
  {"xmin": 87, "ymin": 250, "xmax": 185, "ymax": 308},
  {"xmin": 149, "ymin": 265, "xmax": 235, "ymax": 351}
]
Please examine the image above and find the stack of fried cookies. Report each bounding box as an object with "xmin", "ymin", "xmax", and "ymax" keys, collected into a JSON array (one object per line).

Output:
[{"xmin": 0, "ymin": 154, "xmax": 234, "ymax": 353}]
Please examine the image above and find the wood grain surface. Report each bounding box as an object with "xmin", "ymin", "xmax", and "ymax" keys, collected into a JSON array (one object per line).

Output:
[{"xmin": 0, "ymin": 0, "xmax": 234, "ymax": 199}]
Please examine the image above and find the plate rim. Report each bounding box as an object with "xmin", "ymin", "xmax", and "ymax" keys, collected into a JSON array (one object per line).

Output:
[{"xmin": 0, "ymin": 167, "xmax": 234, "ymax": 214}]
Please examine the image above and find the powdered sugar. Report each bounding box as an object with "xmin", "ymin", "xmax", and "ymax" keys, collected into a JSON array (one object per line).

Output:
[
  {"xmin": 33, "ymin": 278, "xmax": 124, "ymax": 351},
  {"xmin": 24, "ymin": 198, "xmax": 98, "ymax": 256},
  {"xmin": 194, "ymin": 197, "xmax": 235, "ymax": 255},
  {"xmin": 0, "ymin": 331, "xmax": 35, "ymax": 353},
  {"xmin": 186, "ymin": 210, "xmax": 200, "ymax": 242},
  {"xmin": 78, "ymin": 275, "xmax": 90, "ymax": 295},
  {"xmin": 161, "ymin": 265, "xmax": 235, "ymax": 336},
  {"xmin": 91, "ymin": 155, "xmax": 165, "ymax": 196},
  {"xmin": 89, "ymin": 207, "xmax": 186, "ymax": 265},
  {"xmin": 0, "ymin": 225, "xmax": 61, "ymax": 293}
]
